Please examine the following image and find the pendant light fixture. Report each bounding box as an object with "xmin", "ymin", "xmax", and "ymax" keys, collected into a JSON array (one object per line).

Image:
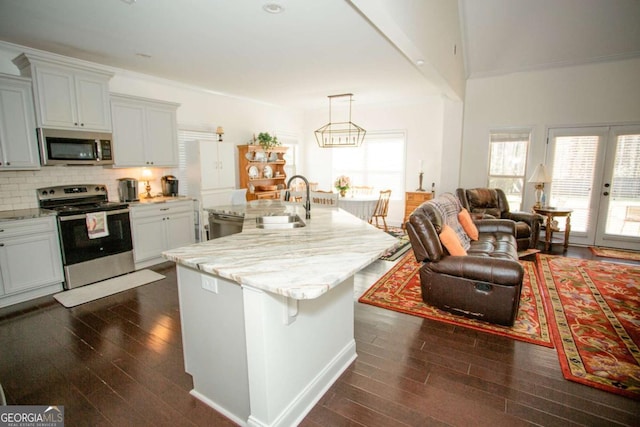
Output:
[{"xmin": 315, "ymin": 93, "xmax": 366, "ymax": 148}]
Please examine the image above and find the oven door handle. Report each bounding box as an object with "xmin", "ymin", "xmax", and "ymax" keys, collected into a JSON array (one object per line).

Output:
[{"xmin": 58, "ymin": 209, "xmax": 130, "ymax": 222}]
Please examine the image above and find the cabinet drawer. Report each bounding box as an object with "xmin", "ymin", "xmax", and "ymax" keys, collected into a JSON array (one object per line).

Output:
[
  {"xmin": 405, "ymin": 192, "xmax": 433, "ymax": 203},
  {"xmin": 0, "ymin": 216, "xmax": 56, "ymax": 239},
  {"xmin": 255, "ymin": 191, "xmax": 279, "ymax": 200},
  {"xmin": 130, "ymin": 201, "xmax": 193, "ymax": 219}
]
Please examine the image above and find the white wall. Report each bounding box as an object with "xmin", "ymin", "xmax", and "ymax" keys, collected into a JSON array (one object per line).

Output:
[
  {"xmin": 460, "ymin": 57, "xmax": 640, "ymax": 209},
  {"xmin": 0, "ymin": 42, "xmax": 303, "ymax": 211},
  {"xmin": 301, "ymin": 96, "xmax": 457, "ymax": 226}
]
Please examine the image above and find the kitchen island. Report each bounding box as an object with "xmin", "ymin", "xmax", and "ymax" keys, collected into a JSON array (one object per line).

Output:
[{"xmin": 162, "ymin": 200, "xmax": 397, "ymax": 427}]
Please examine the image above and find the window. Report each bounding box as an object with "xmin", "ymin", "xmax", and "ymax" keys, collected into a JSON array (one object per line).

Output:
[
  {"xmin": 331, "ymin": 131, "xmax": 405, "ymax": 198},
  {"xmin": 488, "ymin": 130, "xmax": 530, "ymax": 210},
  {"xmin": 177, "ymin": 127, "xmax": 217, "ymax": 196}
]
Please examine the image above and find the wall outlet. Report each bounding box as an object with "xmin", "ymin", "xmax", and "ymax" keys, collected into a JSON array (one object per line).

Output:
[{"xmin": 201, "ymin": 276, "xmax": 219, "ymax": 293}]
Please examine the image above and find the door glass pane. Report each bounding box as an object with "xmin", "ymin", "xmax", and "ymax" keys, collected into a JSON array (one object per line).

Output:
[
  {"xmin": 606, "ymin": 134, "xmax": 640, "ymax": 236},
  {"xmin": 548, "ymin": 136, "xmax": 598, "ymax": 233}
]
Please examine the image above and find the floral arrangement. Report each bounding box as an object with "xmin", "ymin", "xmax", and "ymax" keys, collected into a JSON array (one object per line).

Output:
[{"xmin": 334, "ymin": 175, "xmax": 351, "ymax": 192}]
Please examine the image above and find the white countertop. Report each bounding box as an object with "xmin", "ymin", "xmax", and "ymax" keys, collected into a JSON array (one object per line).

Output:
[{"xmin": 162, "ymin": 200, "xmax": 398, "ymax": 300}]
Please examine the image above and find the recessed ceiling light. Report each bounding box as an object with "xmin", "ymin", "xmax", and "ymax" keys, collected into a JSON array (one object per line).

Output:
[
  {"xmin": 263, "ymin": 3, "xmax": 285, "ymax": 14},
  {"xmin": 415, "ymin": 59, "xmax": 425, "ymax": 66}
]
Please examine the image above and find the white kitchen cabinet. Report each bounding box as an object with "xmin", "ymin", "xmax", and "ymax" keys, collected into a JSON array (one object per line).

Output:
[
  {"xmin": 111, "ymin": 93, "xmax": 179, "ymax": 167},
  {"xmin": 0, "ymin": 74, "xmax": 40, "ymax": 170},
  {"xmin": 185, "ymin": 139, "xmax": 236, "ymax": 193},
  {"xmin": 130, "ymin": 200, "xmax": 195, "ymax": 268},
  {"xmin": 13, "ymin": 53, "xmax": 113, "ymax": 132},
  {"xmin": 0, "ymin": 216, "xmax": 64, "ymax": 308}
]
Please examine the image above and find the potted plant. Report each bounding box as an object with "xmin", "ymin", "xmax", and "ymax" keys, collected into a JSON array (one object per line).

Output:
[
  {"xmin": 256, "ymin": 132, "xmax": 281, "ymax": 151},
  {"xmin": 334, "ymin": 175, "xmax": 351, "ymax": 197}
]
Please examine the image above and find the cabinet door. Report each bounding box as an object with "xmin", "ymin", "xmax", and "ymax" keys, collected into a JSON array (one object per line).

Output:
[
  {"xmin": 0, "ymin": 232, "xmax": 63, "ymax": 294},
  {"xmin": 0, "ymin": 79, "xmax": 39, "ymax": 169},
  {"xmin": 34, "ymin": 65, "xmax": 77, "ymax": 128},
  {"xmin": 131, "ymin": 215, "xmax": 166, "ymax": 263},
  {"xmin": 217, "ymin": 142, "xmax": 236, "ymax": 189},
  {"xmin": 165, "ymin": 211, "xmax": 195, "ymax": 250},
  {"xmin": 111, "ymin": 102, "xmax": 147, "ymax": 166},
  {"xmin": 75, "ymin": 72, "xmax": 111, "ymax": 131},
  {"xmin": 145, "ymin": 106, "xmax": 178, "ymax": 166}
]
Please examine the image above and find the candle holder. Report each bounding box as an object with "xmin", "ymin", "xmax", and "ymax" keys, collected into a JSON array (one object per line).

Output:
[{"xmin": 416, "ymin": 172, "xmax": 425, "ymax": 191}]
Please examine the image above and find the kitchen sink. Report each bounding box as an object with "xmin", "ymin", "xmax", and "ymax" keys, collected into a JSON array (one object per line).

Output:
[{"xmin": 256, "ymin": 214, "xmax": 305, "ymax": 229}]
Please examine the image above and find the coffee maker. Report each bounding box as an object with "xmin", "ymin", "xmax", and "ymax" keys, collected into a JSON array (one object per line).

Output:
[
  {"xmin": 117, "ymin": 178, "xmax": 139, "ymax": 202},
  {"xmin": 161, "ymin": 175, "xmax": 179, "ymax": 197}
]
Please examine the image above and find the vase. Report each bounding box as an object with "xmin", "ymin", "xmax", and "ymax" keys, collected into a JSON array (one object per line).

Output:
[{"xmin": 340, "ymin": 189, "xmax": 347, "ymax": 197}]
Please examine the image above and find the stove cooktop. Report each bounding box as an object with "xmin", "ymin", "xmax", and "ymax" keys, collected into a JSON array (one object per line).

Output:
[
  {"xmin": 37, "ymin": 184, "xmax": 128, "ymax": 215},
  {"xmin": 50, "ymin": 202, "xmax": 129, "ymax": 216}
]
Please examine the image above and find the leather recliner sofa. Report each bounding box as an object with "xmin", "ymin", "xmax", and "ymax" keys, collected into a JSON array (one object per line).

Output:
[
  {"xmin": 405, "ymin": 193, "xmax": 524, "ymax": 326},
  {"xmin": 456, "ymin": 188, "xmax": 542, "ymax": 251}
]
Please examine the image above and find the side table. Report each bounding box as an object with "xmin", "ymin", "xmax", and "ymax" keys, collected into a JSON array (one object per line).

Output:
[{"xmin": 533, "ymin": 207, "xmax": 573, "ymax": 252}]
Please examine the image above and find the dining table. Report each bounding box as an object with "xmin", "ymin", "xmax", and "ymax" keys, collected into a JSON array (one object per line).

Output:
[{"xmin": 338, "ymin": 194, "xmax": 379, "ymax": 221}]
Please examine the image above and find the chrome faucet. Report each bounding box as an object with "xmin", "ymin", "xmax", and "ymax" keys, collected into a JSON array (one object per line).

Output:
[{"xmin": 284, "ymin": 175, "xmax": 311, "ymax": 219}]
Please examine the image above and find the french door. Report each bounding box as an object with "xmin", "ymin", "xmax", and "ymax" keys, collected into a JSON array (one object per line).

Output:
[{"xmin": 546, "ymin": 126, "xmax": 640, "ymax": 250}]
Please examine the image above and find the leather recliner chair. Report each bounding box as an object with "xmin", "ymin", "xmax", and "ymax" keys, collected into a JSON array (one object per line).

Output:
[
  {"xmin": 456, "ymin": 188, "xmax": 542, "ymax": 251},
  {"xmin": 406, "ymin": 193, "xmax": 524, "ymax": 326}
]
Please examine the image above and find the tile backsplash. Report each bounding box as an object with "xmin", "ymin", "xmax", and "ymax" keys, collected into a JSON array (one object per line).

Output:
[{"xmin": 0, "ymin": 166, "xmax": 174, "ymax": 211}]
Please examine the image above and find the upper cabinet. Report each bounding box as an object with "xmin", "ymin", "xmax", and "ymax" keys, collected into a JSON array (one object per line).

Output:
[
  {"xmin": 0, "ymin": 74, "xmax": 40, "ymax": 170},
  {"xmin": 110, "ymin": 93, "xmax": 180, "ymax": 167},
  {"xmin": 13, "ymin": 53, "xmax": 113, "ymax": 132}
]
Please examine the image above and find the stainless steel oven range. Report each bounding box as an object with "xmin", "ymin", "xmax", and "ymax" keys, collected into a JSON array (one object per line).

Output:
[{"xmin": 37, "ymin": 184, "xmax": 135, "ymax": 289}]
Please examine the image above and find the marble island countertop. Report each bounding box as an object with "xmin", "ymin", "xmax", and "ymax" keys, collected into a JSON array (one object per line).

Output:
[{"xmin": 163, "ymin": 200, "xmax": 399, "ymax": 300}]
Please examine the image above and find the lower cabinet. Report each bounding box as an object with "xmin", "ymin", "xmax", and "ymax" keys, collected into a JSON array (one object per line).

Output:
[
  {"xmin": 0, "ymin": 216, "xmax": 64, "ymax": 308},
  {"xmin": 130, "ymin": 201, "xmax": 195, "ymax": 269}
]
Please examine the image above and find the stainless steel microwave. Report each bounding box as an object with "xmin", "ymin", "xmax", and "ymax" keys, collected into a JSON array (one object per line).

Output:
[{"xmin": 37, "ymin": 128, "xmax": 114, "ymax": 166}]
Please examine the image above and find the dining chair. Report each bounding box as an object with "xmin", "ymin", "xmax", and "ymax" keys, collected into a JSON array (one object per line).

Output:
[
  {"xmin": 352, "ymin": 185, "xmax": 374, "ymax": 196},
  {"xmin": 369, "ymin": 189, "xmax": 392, "ymax": 231},
  {"xmin": 310, "ymin": 191, "xmax": 339, "ymax": 207},
  {"xmin": 280, "ymin": 189, "xmax": 306, "ymax": 203}
]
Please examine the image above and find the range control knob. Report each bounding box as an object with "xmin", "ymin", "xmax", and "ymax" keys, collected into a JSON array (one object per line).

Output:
[
  {"xmin": 41, "ymin": 190, "xmax": 48, "ymax": 196},
  {"xmin": 48, "ymin": 190, "xmax": 55, "ymax": 195},
  {"xmin": 95, "ymin": 186, "xmax": 101, "ymax": 192}
]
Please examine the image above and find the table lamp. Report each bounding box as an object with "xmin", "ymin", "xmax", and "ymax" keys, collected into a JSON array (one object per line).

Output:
[
  {"xmin": 141, "ymin": 168, "xmax": 153, "ymax": 199},
  {"xmin": 528, "ymin": 163, "xmax": 551, "ymax": 209}
]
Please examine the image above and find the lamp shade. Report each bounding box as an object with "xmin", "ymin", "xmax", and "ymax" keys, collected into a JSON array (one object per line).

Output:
[{"xmin": 528, "ymin": 163, "xmax": 551, "ymax": 183}]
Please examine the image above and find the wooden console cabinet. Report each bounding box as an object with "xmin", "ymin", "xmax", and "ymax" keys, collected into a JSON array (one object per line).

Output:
[{"xmin": 403, "ymin": 191, "xmax": 433, "ymax": 228}]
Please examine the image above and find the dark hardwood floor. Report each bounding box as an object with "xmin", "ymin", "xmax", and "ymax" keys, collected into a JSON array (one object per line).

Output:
[{"xmin": 1, "ymin": 246, "xmax": 638, "ymax": 426}]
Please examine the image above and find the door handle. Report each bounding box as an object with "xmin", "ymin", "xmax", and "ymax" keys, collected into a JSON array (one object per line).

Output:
[{"xmin": 603, "ymin": 192, "xmax": 609, "ymax": 196}]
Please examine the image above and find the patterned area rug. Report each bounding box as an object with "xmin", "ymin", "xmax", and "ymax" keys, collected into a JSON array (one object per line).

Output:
[
  {"xmin": 536, "ymin": 254, "xmax": 640, "ymax": 400},
  {"xmin": 589, "ymin": 246, "xmax": 640, "ymax": 262},
  {"xmin": 379, "ymin": 227, "xmax": 411, "ymax": 261},
  {"xmin": 359, "ymin": 252, "xmax": 553, "ymax": 347}
]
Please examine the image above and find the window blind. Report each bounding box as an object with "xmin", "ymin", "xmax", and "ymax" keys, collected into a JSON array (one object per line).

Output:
[{"xmin": 177, "ymin": 128, "xmax": 216, "ymax": 196}]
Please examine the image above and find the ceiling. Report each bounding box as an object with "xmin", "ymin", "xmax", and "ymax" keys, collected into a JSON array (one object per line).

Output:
[{"xmin": 0, "ymin": 0, "xmax": 638, "ymax": 110}]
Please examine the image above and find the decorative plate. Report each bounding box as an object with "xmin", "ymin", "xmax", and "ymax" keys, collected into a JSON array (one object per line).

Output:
[
  {"xmin": 248, "ymin": 165, "xmax": 259, "ymax": 179},
  {"xmin": 263, "ymin": 165, "xmax": 273, "ymax": 178},
  {"xmin": 254, "ymin": 151, "xmax": 266, "ymax": 162},
  {"xmin": 268, "ymin": 152, "xmax": 278, "ymax": 162}
]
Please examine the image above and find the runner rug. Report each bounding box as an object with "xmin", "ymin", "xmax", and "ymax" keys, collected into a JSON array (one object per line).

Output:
[
  {"xmin": 379, "ymin": 227, "xmax": 411, "ymax": 261},
  {"xmin": 536, "ymin": 254, "xmax": 640, "ymax": 400},
  {"xmin": 588, "ymin": 246, "xmax": 640, "ymax": 262},
  {"xmin": 359, "ymin": 252, "xmax": 553, "ymax": 347}
]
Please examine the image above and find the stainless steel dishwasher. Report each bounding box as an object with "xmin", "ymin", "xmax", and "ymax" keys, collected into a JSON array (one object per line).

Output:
[{"xmin": 208, "ymin": 211, "xmax": 244, "ymax": 239}]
